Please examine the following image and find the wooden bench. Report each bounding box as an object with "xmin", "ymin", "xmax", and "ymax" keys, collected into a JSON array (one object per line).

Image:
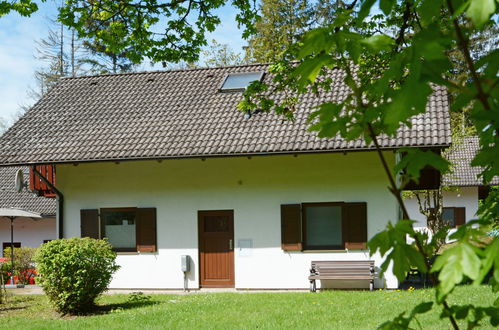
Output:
[{"xmin": 309, "ymin": 260, "xmax": 375, "ymax": 292}]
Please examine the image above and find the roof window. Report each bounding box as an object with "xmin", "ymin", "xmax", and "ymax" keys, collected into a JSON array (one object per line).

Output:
[{"xmin": 220, "ymin": 72, "xmax": 264, "ymax": 92}]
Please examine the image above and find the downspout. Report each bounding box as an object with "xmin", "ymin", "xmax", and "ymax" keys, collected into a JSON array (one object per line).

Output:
[{"xmin": 32, "ymin": 167, "xmax": 64, "ymax": 239}]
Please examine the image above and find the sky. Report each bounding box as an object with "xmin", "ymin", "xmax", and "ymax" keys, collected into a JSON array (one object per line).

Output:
[{"xmin": 0, "ymin": 2, "xmax": 246, "ymax": 126}]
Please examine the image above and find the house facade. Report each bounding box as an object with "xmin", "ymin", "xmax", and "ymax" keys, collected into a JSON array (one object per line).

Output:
[
  {"xmin": 405, "ymin": 136, "xmax": 499, "ymax": 230},
  {"xmin": 0, "ymin": 64, "xmax": 451, "ymax": 290},
  {"xmin": 0, "ymin": 167, "xmax": 57, "ymax": 255}
]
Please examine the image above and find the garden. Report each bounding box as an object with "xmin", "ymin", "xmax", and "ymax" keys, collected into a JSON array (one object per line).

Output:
[{"xmin": 0, "ymin": 238, "xmax": 496, "ymax": 329}]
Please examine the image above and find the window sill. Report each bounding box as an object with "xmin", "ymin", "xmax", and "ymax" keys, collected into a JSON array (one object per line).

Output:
[
  {"xmin": 301, "ymin": 249, "xmax": 368, "ymax": 253},
  {"xmin": 302, "ymin": 249, "xmax": 346, "ymax": 253},
  {"xmin": 116, "ymin": 251, "xmax": 158, "ymax": 255}
]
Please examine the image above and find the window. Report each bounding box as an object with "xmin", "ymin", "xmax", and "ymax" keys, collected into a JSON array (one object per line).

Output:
[
  {"xmin": 80, "ymin": 207, "xmax": 157, "ymax": 252},
  {"xmin": 101, "ymin": 208, "xmax": 137, "ymax": 252},
  {"xmin": 220, "ymin": 72, "xmax": 264, "ymax": 92},
  {"xmin": 478, "ymin": 186, "xmax": 491, "ymax": 201},
  {"xmin": 442, "ymin": 207, "xmax": 465, "ymax": 227},
  {"xmin": 303, "ymin": 203, "xmax": 343, "ymax": 249},
  {"xmin": 281, "ymin": 202, "xmax": 367, "ymax": 251}
]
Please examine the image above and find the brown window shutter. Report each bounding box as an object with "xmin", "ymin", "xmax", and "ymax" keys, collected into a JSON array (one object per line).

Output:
[
  {"xmin": 454, "ymin": 207, "xmax": 465, "ymax": 227},
  {"xmin": 80, "ymin": 209, "xmax": 99, "ymax": 239},
  {"xmin": 281, "ymin": 204, "xmax": 302, "ymax": 251},
  {"xmin": 137, "ymin": 208, "xmax": 157, "ymax": 252},
  {"xmin": 343, "ymin": 202, "xmax": 367, "ymax": 249}
]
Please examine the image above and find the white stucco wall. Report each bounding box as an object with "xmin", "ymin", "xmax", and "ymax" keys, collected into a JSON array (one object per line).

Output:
[
  {"xmin": 57, "ymin": 151, "xmax": 400, "ymax": 290},
  {"xmin": 405, "ymin": 187, "xmax": 479, "ymax": 228},
  {"xmin": 0, "ymin": 217, "xmax": 56, "ymax": 256}
]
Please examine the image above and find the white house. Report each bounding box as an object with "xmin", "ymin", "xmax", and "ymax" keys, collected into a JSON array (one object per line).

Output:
[
  {"xmin": 405, "ymin": 136, "xmax": 499, "ymax": 230},
  {"xmin": 0, "ymin": 64, "xmax": 451, "ymax": 290},
  {"xmin": 0, "ymin": 167, "xmax": 57, "ymax": 255}
]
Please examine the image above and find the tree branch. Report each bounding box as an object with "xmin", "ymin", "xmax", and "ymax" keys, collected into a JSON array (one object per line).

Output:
[{"xmin": 445, "ymin": 0, "xmax": 491, "ymax": 113}]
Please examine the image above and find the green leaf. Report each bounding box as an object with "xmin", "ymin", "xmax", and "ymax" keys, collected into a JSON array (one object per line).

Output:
[
  {"xmin": 358, "ymin": 0, "xmax": 377, "ymax": 22},
  {"xmin": 466, "ymin": 0, "xmax": 496, "ymax": 28},
  {"xmin": 291, "ymin": 54, "xmax": 334, "ymax": 87},
  {"xmin": 361, "ymin": 35, "xmax": 394, "ymax": 52},
  {"xmin": 474, "ymin": 237, "xmax": 499, "ymax": 286},
  {"xmin": 412, "ymin": 302, "xmax": 433, "ymax": 315},
  {"xmin": 383, "ymin": 76, "xmax": 433, "ymax": 134},
  {"xmin": 298, "ymin": 28, "xmax": 335, "ymax": 59},
  {"xmin": 432, "ymin": 242, "xmax": 482, "ymax": 301},
  {"xmin": 418, "ymin": 0, "xmax": 443, "ymax": 26},
  {"xmin": 368, "ymin": 229, "xmax": 392, "ymax": 257},
  {"xmin": 379, "ymin": 0, "xmax": 395, "ymax": 15}
]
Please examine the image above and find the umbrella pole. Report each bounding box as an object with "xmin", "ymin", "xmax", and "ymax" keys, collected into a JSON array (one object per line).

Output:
[{"xmin": 9, "ymin": 217, "xmax": 15, "ymax": 286}]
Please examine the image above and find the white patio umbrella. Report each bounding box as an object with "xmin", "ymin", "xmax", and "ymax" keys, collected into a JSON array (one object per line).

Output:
[{"xmin": 0, "ymin": 208, "xmax": 41, "ymax": 288}]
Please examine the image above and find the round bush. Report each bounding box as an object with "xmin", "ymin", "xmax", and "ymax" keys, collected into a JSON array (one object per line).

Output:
[{"xmin": 35, "ymin": 237, "xmax": 119, "ymax": 314}]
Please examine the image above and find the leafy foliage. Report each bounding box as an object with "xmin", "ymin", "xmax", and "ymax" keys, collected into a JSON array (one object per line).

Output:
[
  {"xmin": 239, "ymin": 1, "xmax": 498, "ymax": 329},
  {"xmin": 57, "ymin": 0, "xmax": 259, "ymax": 65},
  {"xmin": 0, "ymin": 0, "xmax": 38, "ymax": 17},
  {"xmin": 35, "ymin": 238, "xmax": 119, "ymax": 315}
]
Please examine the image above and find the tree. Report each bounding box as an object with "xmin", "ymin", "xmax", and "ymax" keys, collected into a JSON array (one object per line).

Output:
[
  {"xmin": 81, "ymin": 39, "xmax": 137, "ymax": 74},
  {"xmin": 57, "ymin": 0, "xmax": 259, "ymax": 65},
  {"xmin": 30, "ymin": 17, "xmax": 89, "ymax": 102},
  {"xmin": 245, "ymin": 0, "xmax": 313, "ymax": 63},
  {"xmin": 0, "ymin": 117, "xmax": 7, "ymax": 136},
  {"xmin": 79, "ymin": 16, "xmax": 138, "ymax": 74},
  {"xmin": 163, "ymin": 40, "xmax": 244, "ymax": 69},
  {"xmin": 202, "ymin": 40, "xmax": 245, "ymax": 67},
  {"xmin": 412, "ymin": 188, "xmax": 447, "ymax": 250},
  {"xmin": 3, "ymin": 1, "xmax": 259, "ymax": 65},
  {"xmin": 239, "ymin": 1, "xmax": 498, "ymax": 328},
  {"xmin": 448, "ymin": 23, "xmax": 498, "ymax": 138}
]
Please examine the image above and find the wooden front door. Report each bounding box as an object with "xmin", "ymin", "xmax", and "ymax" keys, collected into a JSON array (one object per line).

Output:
[{"xmin": 198, "ymin": 210, "xmax": 235, "ymax": 288}]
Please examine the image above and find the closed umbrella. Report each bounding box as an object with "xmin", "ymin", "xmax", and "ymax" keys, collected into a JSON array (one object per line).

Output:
[{"xmin": 0, "ymin": 208, "xmax": 41, "ymax": 288}]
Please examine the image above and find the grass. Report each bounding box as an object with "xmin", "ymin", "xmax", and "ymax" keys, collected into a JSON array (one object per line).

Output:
[{"xmin": 0, "ymin": 286, "xmax": 496, "ymax": 329}]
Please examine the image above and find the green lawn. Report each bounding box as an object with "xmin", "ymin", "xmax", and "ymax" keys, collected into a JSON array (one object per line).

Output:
[{"xmin": 0, "ymin": 286, "xmax": 496, "ymax": 329}]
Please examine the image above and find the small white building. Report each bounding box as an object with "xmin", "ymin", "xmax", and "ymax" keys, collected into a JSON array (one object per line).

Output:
[
  {"xmin": 405, "ymin": 136, "xmax": 499, "ymax": 230},
  {"xmin": 0, "ymin": 64, "xmax": 452, "ymax": 290},
  {"xmin": 0, "ymin": 167, "xmax": 57, "ymax": 255}
]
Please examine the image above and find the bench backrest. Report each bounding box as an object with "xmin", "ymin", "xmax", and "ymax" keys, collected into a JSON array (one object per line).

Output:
[{"xmin": 311, "ymin": 260, "xmax": 374, "ymax": 276}]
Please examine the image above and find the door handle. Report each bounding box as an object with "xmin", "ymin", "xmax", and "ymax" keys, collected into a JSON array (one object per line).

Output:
[{"xmin": 229, "ymin": 239, "xmax": 233, "ymax": 250}]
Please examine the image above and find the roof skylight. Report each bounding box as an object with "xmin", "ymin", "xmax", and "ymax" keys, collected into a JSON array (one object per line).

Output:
[{"xmin": 220, "ymin": 72, "xmax": 264, "ymax": 92}]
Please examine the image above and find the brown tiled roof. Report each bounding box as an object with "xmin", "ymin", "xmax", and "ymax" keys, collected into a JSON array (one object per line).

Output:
[
  {"xmin": 443, "ymin": 136, "xmax": 499, "ymax": 187},
  {"xmin": 0, "ymin": 167, "xmax": 56, "ymax": 216},
  {"xmin": 0, "ymin": 64, "xmax": 451, "ymax": 165}
]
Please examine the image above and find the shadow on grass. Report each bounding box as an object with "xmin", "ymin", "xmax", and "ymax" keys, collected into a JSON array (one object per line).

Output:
[
  {"xmin": 0, "ymin": 296, "xmax": 36, "ymax": 314},
  {"xmin": 92, "ymin": 300, "xmax": 159, "ymax": 315},
  {"xmin": 79, "ymin": 293, "xmax": 160, "ymax": 316},
  {"xmin": 0, "ymin": 306, "xmax": 27, "ymax": 313}
]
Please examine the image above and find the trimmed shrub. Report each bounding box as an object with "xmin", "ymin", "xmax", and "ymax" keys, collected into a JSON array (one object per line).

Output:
[{"xmin": 35, "ymin": 238, "xmax": 119, "ymax": 314}]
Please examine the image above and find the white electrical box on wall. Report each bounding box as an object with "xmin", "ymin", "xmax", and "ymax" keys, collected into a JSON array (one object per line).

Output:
[
  {"xmin": 181, "ymin": 255, "xmax": 191, "ymax": 272},
  {"xmin": 238, "ymin": 239, "xmax": 253, "ymax": 257}
]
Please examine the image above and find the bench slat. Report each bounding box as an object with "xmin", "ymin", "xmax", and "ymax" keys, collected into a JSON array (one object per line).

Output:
[{"xmin": 309, "ymin": 275, "xmax": 373, "ymax": 280}]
